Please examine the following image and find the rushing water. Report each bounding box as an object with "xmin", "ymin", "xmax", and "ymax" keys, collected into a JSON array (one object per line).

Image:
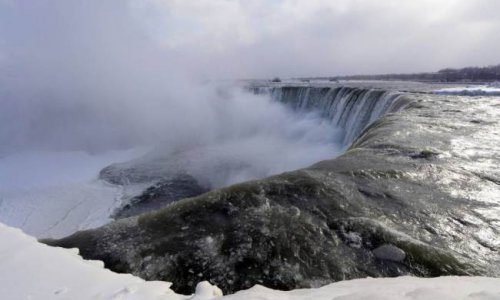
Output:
[
  {"xmin": 100, "ymin": 84, "xmax": 411, "ymax": 219},
  {"xmin": 254, "ymin": 85, "xmax": 410, "ymax": 145},
  {"xmin": 44, "ymin": 81, "xmax": 500, "ymax": 294}
]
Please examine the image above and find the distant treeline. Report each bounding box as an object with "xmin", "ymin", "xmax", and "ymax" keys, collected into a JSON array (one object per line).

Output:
[{"xmin": 302, "ymin": 64, "xmax": 500, "ymax": 83}]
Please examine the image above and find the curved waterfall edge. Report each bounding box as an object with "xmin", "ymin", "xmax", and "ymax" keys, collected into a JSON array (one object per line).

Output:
[{"xmin": 250, "ymin": 85, "xmax": 414, "ymax": 147}]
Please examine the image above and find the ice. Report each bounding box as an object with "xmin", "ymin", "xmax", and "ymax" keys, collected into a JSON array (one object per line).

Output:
[
  {"xmin": 487, "ymin": 82, "xmax": 500, "ymax": 88},
  {"xmin": 0, "ymin": 149, "xmax": 147, "ymax": 238},
  {"xmin": 434, "ymin": 86, "xmax": 500, "ymax": 96}
]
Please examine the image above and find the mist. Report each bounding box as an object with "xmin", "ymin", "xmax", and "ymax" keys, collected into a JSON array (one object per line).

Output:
[
  {"xmin": 2, "ymin": 0, "xmax": 497, "ymax": 186},
  {"xmin": 0, "ymin": 0, "xmax": 345, "ymax": 187}
]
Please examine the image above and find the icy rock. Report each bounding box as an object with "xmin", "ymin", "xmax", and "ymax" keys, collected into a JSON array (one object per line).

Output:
[{"xmin": 372, "ymin": 244, "xmax": 406, "ymax": 262}]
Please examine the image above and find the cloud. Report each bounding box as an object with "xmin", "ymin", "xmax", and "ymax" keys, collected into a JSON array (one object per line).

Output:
[
  {"xmin": 130, "ymin": 0, "xmax": 500, "ymax": 77},
  {"xmin": 1, "ymin": 0, "xmax": 499, "ymax": 80}
]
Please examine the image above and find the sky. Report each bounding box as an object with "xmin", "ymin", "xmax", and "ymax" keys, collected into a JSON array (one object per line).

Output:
[
  {"xmin": 0, "ymin": 0, "xmax": 499, "ymax": 154},
  {"xmin": 133, "ymin": 0, "xmax": 500, "ymax": 78},
  {"xmin": 0, "ymin": 0, "xmax": 499, "ymax": 80}
]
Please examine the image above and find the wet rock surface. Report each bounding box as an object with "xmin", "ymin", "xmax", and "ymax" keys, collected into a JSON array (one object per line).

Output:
[
  {"xmin": 112, "ymin": 174, "xmax": 209, "ymax": 219},
  {"xmin": 43, "ymin": 87, "xmax": 500, "ymax": 294},
  {"xmin": 372, "ymin": 244, "xmax": 406, "ymax": 262}
]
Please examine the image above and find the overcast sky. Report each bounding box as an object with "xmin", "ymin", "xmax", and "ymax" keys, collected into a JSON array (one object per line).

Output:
[
  {"xmin": 0, "ymin": 0, "xmax": 499, "ymax": 154},
  {"xmin": 1, "ymin": 0, "xmax": 500, "ymax": 79}
]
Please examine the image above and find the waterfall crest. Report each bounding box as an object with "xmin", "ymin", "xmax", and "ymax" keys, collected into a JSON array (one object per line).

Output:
[{"xmin": 253, "ymin": 86, "xmax": 410, "ymax": 145}]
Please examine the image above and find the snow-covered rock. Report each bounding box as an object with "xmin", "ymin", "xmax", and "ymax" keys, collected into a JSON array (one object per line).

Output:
[
  {"xmin": 0, "ymin": 224, "xmax": 158, "ymax": 299},
  {"xmin": 190, "ymin": 282, "xmax": 224, "ymax": 300},
  {"xmin": 0, "ymin": 222, "xmax": 219, "ymax": 300},
  {"xmin": 1, "ymin": 221, "xmax": 500, "ymax": 300}
]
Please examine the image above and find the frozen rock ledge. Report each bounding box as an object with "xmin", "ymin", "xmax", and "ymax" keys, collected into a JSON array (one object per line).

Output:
[
  {"xmin": 0, "ymin": 222, "xmax": 221, "ymax": 300},
  {"xmin": 1, "ymin": 222, "xmax": 500, "ymax": 300}
]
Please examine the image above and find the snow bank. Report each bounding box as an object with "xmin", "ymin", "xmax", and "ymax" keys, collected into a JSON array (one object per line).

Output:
[
  {"xmin": 224, "ymin": 277, "xmax": 500, "ymax": 300},
  {"xmin": 0, "ymin": 222, "xmax": 223, "ymax": 300},
  {"xmin": 1, "ymin": 222, "xmax": 499, "ymax": 300},
  {"xmin": 434, "ymin": 86, "xmax": 500, "ymax": 96}
]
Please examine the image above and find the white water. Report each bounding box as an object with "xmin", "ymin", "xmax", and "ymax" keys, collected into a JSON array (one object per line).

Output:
[{"xmin": 256, "ymin": 86, "xmax": 407, "ymax": 145}]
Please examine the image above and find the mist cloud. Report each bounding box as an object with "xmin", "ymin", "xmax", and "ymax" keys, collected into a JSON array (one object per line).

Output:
[
  {"xmin": 0, "ymin": 0, "xmax": 345, "ymax": 189},
  {"xmin": 0, "ymin": 0, "xmax": 498, "ymax": 167}
]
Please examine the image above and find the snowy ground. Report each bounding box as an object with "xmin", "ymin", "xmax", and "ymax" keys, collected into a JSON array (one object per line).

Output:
[
  {"xmin": 0, "ymin": 149, "xmax": 147, "ymax": 238},
  {"xmin": 225, "ymin": 277, "xmax": 500, "ymax": 300},
  {"xmin": 1, "ymin": 222, "xmax": 499, "ymax": 300}
]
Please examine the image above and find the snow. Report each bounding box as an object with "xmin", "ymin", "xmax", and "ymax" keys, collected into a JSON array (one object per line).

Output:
[
  {"xmin": 0, "ymin": 149, "xmax": 147, "ymax": 238},
  {"xmin": 0, "ymin": 222, "xmax": 223, "ymax": 300},
  {"xmin": 1, "ymin": 222, "xmax": 500, "ymax": 300},
  {"xmin": 224, "ymin": 277, "xmax": 500, "ymax": 300},
  {"xmin": 191, "ymin": 282, "xmax": 223, "ymax": 300},
  {"xmin": 434, "ymin": 85, "xmax": 500, "ymax": 96}
]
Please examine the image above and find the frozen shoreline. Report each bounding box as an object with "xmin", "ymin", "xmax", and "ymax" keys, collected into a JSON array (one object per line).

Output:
[{"xmin": 0, "ymin": 149, "xmax": 147, "ymax": 238}]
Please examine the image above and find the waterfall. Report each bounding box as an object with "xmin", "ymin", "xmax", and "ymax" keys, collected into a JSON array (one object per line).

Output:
[{"xmin": 252, "ymin": 86, "xmax": 410, "ymax": 145}]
